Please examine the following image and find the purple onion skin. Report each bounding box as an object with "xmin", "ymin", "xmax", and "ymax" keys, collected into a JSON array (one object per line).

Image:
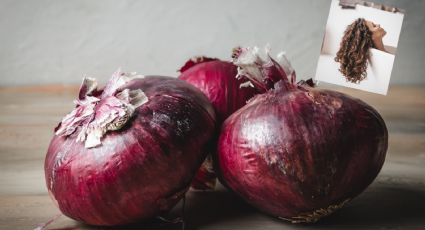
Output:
[
  {"xmin": 179, "ymin": 60, "xmax": 257, "ymax": 124},
  {"xmin": 217, "ymin": 85, "xmax": 388, "ymax": 222},
  {"xmin": 45, "ymin": 76, "xmax": 215, "ymax": 226}
]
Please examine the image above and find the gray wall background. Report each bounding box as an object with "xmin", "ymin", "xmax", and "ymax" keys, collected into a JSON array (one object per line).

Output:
[{"xmin": 0, "ymin": 0, "xmax": 423, "ymax": 86}]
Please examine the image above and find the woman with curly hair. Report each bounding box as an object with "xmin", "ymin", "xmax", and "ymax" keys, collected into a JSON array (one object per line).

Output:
[{"xmin": 334, "ymin": 18, "xmax": 387, "ymax": 83}]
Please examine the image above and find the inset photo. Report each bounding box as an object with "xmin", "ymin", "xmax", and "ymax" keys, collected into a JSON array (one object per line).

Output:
[{"xmin": 315, "ymin": 0, "xmax": 404, "ymax": 95}]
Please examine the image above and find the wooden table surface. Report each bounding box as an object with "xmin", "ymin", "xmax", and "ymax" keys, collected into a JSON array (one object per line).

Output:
[{"xmin": 0, "ymin": 85, "xmax": 424, "ymax": 230}]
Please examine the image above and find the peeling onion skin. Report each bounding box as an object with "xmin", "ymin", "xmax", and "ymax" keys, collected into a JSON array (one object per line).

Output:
[
  {"xmin": 45, "ymin": 76, "xmax": 216, "ymax": 226},
  {"xmin": 217, "ymin": 83, "xmax": 388, "ymax": 222}
]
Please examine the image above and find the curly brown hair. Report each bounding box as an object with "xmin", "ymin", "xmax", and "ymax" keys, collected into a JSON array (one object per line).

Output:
[{"xmin": 334, "ymin": 18, "xmax": 374, "ymax": 83}]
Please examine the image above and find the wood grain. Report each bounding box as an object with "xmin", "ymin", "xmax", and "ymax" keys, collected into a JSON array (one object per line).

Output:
[{"xmin": 0, "ymin": 85, "xmax": 424, "ymax": 230}]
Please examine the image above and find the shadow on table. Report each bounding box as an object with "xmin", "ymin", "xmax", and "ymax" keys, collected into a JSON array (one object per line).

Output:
[
  {"xmin": 181, "ymin": 184, "xmax": 425, "ymax": 230},
  {"xmin": 49, "ymin": 183, "xmax": 425, "ymax": 230},
  {"xmin": 49, "ymin": 187, "xmax": 251, "ymax": 230},
  {"xmin": 314, "ymin": 185, "xmax": 425, "ymax": 228}
]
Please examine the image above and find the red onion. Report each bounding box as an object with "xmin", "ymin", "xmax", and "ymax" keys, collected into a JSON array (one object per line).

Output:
[
  {"xmin": 179, "ymin": 55, "xmax": 258, "ymax": 123},
  {"xmin": 178, "ymin": 53, "xmax": 288, "ymax": 190},
  {"xmin": 45, "ymin": 70, "xmax": 216, "ymax": 226},
  {"xmin": 217, "ymin": 47, "xmax": 388, "ymax": 223}
]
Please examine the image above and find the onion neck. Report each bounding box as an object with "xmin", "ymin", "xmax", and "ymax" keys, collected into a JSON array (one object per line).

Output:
[
  {"xmin": 55, "ymin": 69, "xmax": 148, "ymax": 149},
  {"xmin": 232, "ymin": 46, "xmax": 297, "ymax": 93}
]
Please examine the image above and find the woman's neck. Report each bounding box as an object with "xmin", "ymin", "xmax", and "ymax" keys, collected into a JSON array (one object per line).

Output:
[{"xmin": 372, "ymin": 36, "xmax": 386, "ymax": 52}]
